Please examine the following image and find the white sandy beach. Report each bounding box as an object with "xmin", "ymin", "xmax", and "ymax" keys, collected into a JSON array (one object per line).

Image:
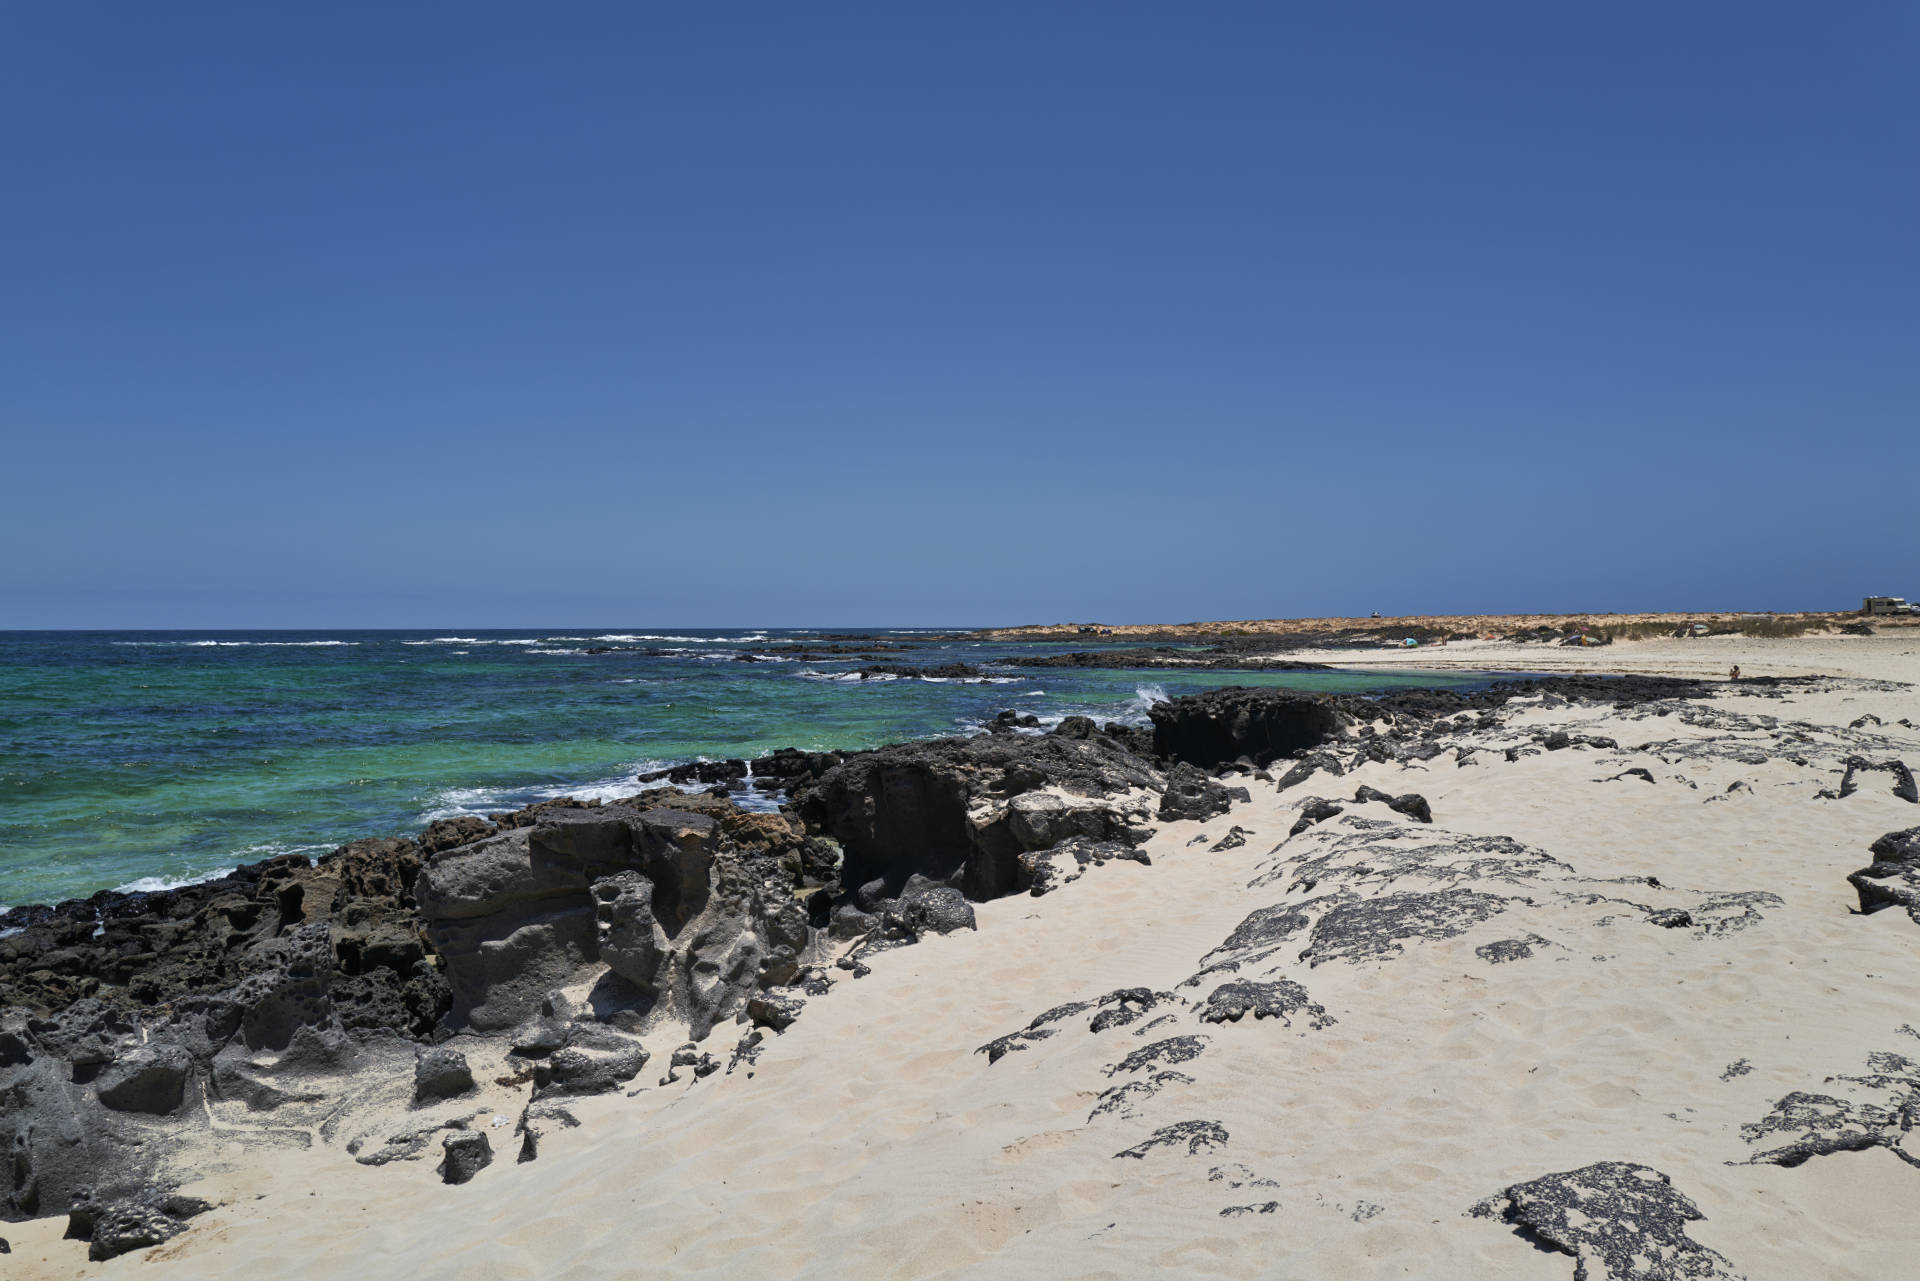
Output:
[{"xmin": 10, "ymin": 632, "xmax": 1918, "ymax": 1280}]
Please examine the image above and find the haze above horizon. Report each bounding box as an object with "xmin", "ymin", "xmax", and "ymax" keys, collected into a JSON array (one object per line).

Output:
[{"xmin": 3, "ymin": 3, "xmax": 1914, "ymax": 630}]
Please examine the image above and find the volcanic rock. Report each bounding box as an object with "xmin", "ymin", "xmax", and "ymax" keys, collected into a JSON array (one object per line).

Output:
[
  {"xmin": 791, "ymin": 732, "xmax": 1158, "ymax": 900},
  {"xmin": 1149, "ymin": 688, "xmax": 1348, "ymax": 769},
  {"xmin": 439, "ymin": 1131, "xmax": 493, "ymax": 1185},
  {"xmin": 1471, "ymin": 1162, "xmax": 1741, "ymax": 1280}
]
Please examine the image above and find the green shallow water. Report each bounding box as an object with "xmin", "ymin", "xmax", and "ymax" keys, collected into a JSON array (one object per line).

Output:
[{"xmin": 0, "ymin": 629, "xmax": 1502, "ymax": 907}]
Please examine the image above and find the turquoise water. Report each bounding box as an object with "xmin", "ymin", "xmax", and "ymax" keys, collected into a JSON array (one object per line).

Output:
[{"xmin": 0, "ymin": 629, "xmax": 1498, "ymax": 908}]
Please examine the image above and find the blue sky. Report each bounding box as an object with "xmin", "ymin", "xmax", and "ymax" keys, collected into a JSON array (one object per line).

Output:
[{"xmin": 2, "ymin": 2, "xmax": 1914, "ymax": 628}]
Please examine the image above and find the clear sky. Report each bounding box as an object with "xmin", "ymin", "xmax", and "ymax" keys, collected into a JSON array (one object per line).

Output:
[{"xmin": 2, "ymin": 3, "xmax": 1914, "ymax": 628}]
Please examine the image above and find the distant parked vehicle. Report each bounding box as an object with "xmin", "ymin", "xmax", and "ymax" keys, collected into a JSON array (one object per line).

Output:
[{"xmin": 1863, "ymin": 596, "xmax": 1910, "ymax": 616}]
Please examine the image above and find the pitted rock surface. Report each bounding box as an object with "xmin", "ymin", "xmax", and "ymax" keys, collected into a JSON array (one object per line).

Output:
[
  {"xmin": 1471, "ymin": 1162, "xmax": 1743, "ymax": 1280},
  {"xmin": 1158, "ymin": 762, "xmax": 1249, "ymax": 823},
  {"xmin": 439, "ymin": 1131, "xmax": 493, "ymax": 1185},
  {"xmin": 65, "ymin": 1191, "xmax": 213, "ymax": 1263}
]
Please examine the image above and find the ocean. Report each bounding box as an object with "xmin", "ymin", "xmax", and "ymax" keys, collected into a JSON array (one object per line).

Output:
[{"xmin": 0, "ymin": 628, "xmax": 1499, "ymax": 909}]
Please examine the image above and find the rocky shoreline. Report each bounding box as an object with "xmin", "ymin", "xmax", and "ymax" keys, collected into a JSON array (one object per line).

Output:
[{"xmin": 6, "ymin": 669, "xmax": 1914, "ymax": 1269}]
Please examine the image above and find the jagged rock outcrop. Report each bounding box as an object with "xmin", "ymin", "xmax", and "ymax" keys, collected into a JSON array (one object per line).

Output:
[
  {"xmin": 417, "ymin": 799, "xmax": 810, "ymax": 1037},
  {"xmin": 791, "ymin": 731, "xmax": 1159, "ymax": 899},
  {"xmin": 833, "ymin": 876, "xmax": 979, "ymax": 973},
  {"xmin": 1149, "ymin": 687, "xmax": 1348, "ymax": 769},
  {"xmin": 0, "ymin": 784, "xmax": 820, "ymax": 1247},
  {"xmin": 1849, "ymin": 827, "xmax": 1920, "ymax": 922},
  {"xmin": 65, "ymin": 1190, "xmax": 213, "ymax": 1262},
  {"xmin": 0, "ymin": 838, "xmax": 443, "ymax": 1032}
]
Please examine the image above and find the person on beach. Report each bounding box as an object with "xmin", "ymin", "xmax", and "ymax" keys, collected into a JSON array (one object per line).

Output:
[{"xmin": 1729, "ymin": 666, "xmax": 1741, "ymax": 682}]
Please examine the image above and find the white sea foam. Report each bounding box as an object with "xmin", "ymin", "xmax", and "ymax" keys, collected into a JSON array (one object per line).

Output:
[
  {"xmin": 798, "ymin": 668, "xmax": 1017, "ymax": 685},
  {"xmin": 109, "ymin": 840, "xmax": 333, "ymax": 895},
  {"xmin": 653, "ymin": 648, "xmax": 742, "ymax": 662},
  {"xmin": 114, "ymin": 640, "xmax": 358, "ymax": 647},
  {"xmin": 588, "ymin": 633, "xmax": 771, "ymax": 644},
  {"xmin": 1132, "ymin": 683, "xmax": 1170, "ymax": 708},
  {"xmin": 920, "ymin": 675, "xmax": 1021, "ymax": 685},
  {"xmin": 113, "ymin": 868, "xmax": 240, "ymax": 894},
  {"xmin": 528, "ymin": 648, "xmax": 585, "ymax": 656},
  {"xmin": 416, "ymin": 765, "xmax": 667, "ymax": 824}
]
